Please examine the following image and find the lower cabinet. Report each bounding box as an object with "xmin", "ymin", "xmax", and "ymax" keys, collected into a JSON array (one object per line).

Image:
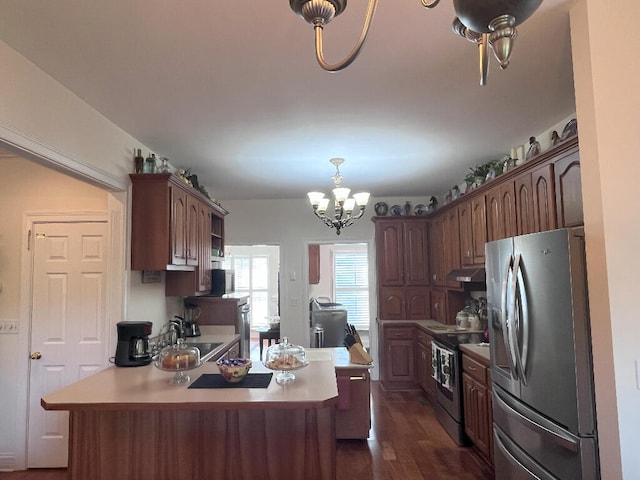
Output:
[
  {"xmin": 462, "ymin": 350, "xmax": 493, "ymax": 464},
  {"xmin": 335, "ymin": 368, "xmax": 371, "ymax": 439},
  {"xmin": 416, "ymin": 329, "xmax": 436, "ymax": 402},
  {"xmin": 380, "ymin": 324, "xmax": 416, "ymax": 390}
]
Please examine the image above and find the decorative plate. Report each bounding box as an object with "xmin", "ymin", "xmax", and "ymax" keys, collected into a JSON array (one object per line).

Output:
[
  {"xmin": 561, "ymin": 118, "xmax": 578, "ymax": 140},
  {"xmin": 414, "ymin": 204, "xmax": 426, "ymax": 216},
  {"xmin": 390, "ymin": 205, "xmax": 403, "ymax": 216}
]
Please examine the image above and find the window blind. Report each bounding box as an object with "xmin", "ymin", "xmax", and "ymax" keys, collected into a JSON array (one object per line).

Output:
[{"xmin": 334, "ymin": 251, "xmax": 370, "ymax": 330}]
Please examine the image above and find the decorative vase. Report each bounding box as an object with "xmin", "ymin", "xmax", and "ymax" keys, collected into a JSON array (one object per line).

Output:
[{"xmin": 374, "ymin": 202, "xmax": 388, "ymax": 216}]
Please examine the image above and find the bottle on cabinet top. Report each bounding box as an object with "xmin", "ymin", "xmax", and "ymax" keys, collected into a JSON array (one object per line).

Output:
[{"xmin": 143, "ymin": 153, "xmax": 156, "ymax": 173}]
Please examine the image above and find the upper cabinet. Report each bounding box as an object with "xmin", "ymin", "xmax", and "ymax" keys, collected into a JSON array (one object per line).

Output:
[
  {"xmin": 459, "ymin": 195, "xmax": 487, "ymax": 267},
  {"xmin": 130, "ymin": 174, "xmax": 228, "ymax": 296},
  {"xmin": 375, "ymin": 218, "xmax": 430, "ymax": 286},
  {"xmin": 374, "ymin": 218, "xmax": 430, "ymax": 320},
  {"xmin": 553, "ymin": 149, "xmax": 583, "ymax": 228}
]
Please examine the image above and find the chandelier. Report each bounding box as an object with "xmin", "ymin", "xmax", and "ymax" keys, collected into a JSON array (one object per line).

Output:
[
  {"xmin": 307, "ymin": 158, "xmax": 370, "ymax": 235},
  {"xmin": 288, "ymin": 0, "xmax": 542, "ymax": 85}
]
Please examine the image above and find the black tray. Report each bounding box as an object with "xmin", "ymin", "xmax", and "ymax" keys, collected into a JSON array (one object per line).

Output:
[{"xmin": 188, "ymin": 373, "xmax": 273, "ymax": 389}]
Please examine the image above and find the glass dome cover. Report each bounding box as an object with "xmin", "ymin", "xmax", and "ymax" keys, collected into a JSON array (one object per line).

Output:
[
  {"xmin": 155, "ymin": 338, "xmax": 201, "ymax": 384},
  {"xmin": 263, "ymin": 337, "xmax": 308, "ymax": 384}
]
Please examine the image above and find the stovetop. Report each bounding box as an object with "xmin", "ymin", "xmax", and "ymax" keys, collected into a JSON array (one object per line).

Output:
[{"xmin": 432, "ymin": 331, "xmax": 485, "ymax": 350}]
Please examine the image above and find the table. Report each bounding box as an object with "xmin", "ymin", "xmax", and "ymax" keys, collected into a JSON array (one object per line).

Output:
[{"xmin": 258, "ymin": 327, "xmax": 280, "ymax": 359}]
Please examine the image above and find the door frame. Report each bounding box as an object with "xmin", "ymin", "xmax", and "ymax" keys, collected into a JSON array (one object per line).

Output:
[{"xmin": 15, "ymin": 210, "xmax": 125, "ymax": 469}]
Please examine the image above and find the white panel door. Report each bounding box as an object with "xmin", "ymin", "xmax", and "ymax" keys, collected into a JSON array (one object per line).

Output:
[{"xmin": 27, "ymin": 221, "xmax": 109, "ymax": 467}]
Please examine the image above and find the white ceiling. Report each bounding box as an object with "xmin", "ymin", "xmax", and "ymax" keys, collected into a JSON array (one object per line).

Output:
[{"xmin": 0, "ymin": 0, "xmax": 576, "ymax": 201}]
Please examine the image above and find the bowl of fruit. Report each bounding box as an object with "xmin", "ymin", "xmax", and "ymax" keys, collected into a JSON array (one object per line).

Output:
[{"xmin": 216, "ymin": 358, "xmax": 252, "ymax": 383}]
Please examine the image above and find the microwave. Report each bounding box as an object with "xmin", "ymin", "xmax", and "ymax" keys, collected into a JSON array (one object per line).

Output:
[{"xmin": 211, "ymin": 269, "xmax": 234, "ymax": 296}]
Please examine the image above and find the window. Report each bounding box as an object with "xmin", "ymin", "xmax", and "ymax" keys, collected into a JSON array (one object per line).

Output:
[
  {"xmin": 222, "ymin": 246, "xmax": 280, "ymax": 328},
  {"xmin": 334, "ymin": 249, "xmax": 370, "ymax": 330}
]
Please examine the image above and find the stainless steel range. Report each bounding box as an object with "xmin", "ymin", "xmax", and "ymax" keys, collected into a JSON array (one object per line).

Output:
[{"xmin": 431, "ymin": 331, "xmax": 485, "ymax": 446}]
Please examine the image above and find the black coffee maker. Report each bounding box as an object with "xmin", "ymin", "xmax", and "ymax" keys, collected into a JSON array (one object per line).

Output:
[{"xmin": 115, "ymin": 321, "xmax": 153, "ymax": 367}]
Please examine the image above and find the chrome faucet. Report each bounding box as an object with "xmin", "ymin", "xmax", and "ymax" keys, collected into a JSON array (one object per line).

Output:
[{"xmin": 158, "ymin": 317, "xmax": 185, "ymax": 348}]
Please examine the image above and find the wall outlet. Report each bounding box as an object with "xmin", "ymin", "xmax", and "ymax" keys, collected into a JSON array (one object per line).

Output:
[{"xmin": 0, "ymin": 319, "xmax": 19, "ymax": 334}]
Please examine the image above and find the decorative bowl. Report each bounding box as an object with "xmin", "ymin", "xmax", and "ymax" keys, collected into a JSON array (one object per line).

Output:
[{"xmin": 216, "ymin": 358, "xmax": 252, "ymax": 383}]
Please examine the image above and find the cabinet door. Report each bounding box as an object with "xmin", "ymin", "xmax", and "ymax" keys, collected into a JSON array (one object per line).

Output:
[
  {"xmin": 463, "ymin": 372, "xmax": 479, "ymax": 444},
  {"xmin": 375, "ymin": 221, "xmax": 404, "ymax": 286},
  {"xmin": 405, "ymin": 287, "xmax": 430, "ymax": 319},
  {"xmin": 385, "ymin": 339, "xmax": 415, "ymax": 382},
  {"xmin": 458, "ymin": 201, "xmax": 474, "ymax": 267},
  {"xmin": 308, "ymin": 244, "xmax": 320, "ymax": 284},
  {"xmin": 186, "ymin": 195, "xmax": 199, "ymax": 266},
  {"xmin": 428, "ymin": 216, "xmax": 444, "ymax": 286},
  {"xmin": 417, "ymin": 330, "xmax": 436, "ymax": 402},
  {"xmin": 403, "ymin": 220, "xmax": 430, "ymax": 285},
  {"xmin": 197, "ymin": 202, "xmax": 213, "ymax": 293},
  {"xmin": 443, "ymin": 208, "xmax": 461, "ymax": 288},
  {"xmin": 430, "ymin": 288, "xmax": 447, "ymax": 323},
  {"xmin": 378, "ymin": 287, "xmax": 405, "ymax": 320},
  {"xmin": 532, "ymin": 163, "xmax": 557, "ymax": 232},
  {"xmin": 471, "ymin": 195, "xmax": 487, "ymax": 265},
  {"xmin": 170, "ymin": 186, "xmax": 188, "ymax": 265},
  {"xmin": 554, "ymin": 150, "xmax": 583, "ymax": 228},
  {"xmin": 486, "ymin": 186, "xmax": 502, "ymax": 242},
  {"xmin": 514, "ymin": 173, "xmax": 535, "ymax": 235}
]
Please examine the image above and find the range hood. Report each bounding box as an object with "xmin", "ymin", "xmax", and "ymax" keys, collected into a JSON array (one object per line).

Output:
[{"xmin": 447, "ymin": 268, "xmax": 486, "ymax": 283}]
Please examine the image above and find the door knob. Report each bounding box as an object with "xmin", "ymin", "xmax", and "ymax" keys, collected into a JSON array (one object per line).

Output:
[{"xmin": 31, "ymin": 352, "xmax": 42, "ymax": 360}]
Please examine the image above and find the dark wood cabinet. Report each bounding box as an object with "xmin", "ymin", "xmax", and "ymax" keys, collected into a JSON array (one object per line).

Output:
[
  {"xmin": 428, "ymin": 216, "xmax": 445, "ymax": 286},
  {"xmin": 416, "ymin": 329, "xmax": 436, "ymax": 402},
  {"xmin": 459, "ymin": 196, "xmax": 487, "ymax": 267},
  {"xmin": 554, "ymin": 149, "xmax": 583, "ymax": 228},
  {"xmin": 308, "ymin": 244, "xmax": 320, "ymax": 284},
  {"xmin": 462, "ymin": 349, "xmax": 492, "ymax": 464},
  {"xmin": 514, "ymin": 172, "xmax": 535, "ymax": 235},
  {"xmin": 375, "ymin": 219, "xmax": 429, "ymax": 286},
  {"xmin": 486, "ymin": 181, "xmax": 517, "ymax": 241},
  {"xmin": 130, "ymin": 174, "xmax": 227, "ymax": 296},
  {"xmin": 379, "ymin": 286, "xmax": 430, "ymax": 320},
  {"xmin": 430, "ymin": 288, "xmax": 446, "ymax": 323},
  {"xmin": 375, "ymin": 218, "xmax": 430, "ymax": 320},
  {"xmin": 443, "ymin": 208, "xmax": 462, "ymax": 289},
  {"xmin": 532, "ymin": 163, "xmax": 557, "ymax": 232},
  {"xmin": 380, "ymin": 324, "xmax": 416, "ymax": 390}
]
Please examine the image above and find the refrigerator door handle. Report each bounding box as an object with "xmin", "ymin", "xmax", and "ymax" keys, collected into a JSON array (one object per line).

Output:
[
  {"xmin": 501, "ymin": 254, "xmax": 518, "ymax": 379},
  {"xmin": 494, "ymin": 387, "xmax": 580, "ymax": 453},
  {"xmin": 511, "ymin": 253, "xmax": 530, "ymax": 385}
]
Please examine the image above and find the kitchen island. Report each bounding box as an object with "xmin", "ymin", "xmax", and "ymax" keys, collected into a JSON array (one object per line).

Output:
[{"xmin": 42, "ymin": 356, "xmax": 338, "ymax": 480}]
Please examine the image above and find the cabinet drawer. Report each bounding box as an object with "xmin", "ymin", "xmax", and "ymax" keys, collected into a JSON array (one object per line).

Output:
[
  {"xmin": 462, "ymin": 354, "xmax": 487, "ymax": 384},
  {"xmin": 416, "ymin": 329, "xmax": 432, "ymax": 347},
  {"xmin": 384, "ymin": 327, "xmax": 413, "ymax": 340}
]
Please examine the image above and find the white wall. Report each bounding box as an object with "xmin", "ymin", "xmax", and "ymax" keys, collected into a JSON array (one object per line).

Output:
[
  {"xmin": 0, "ymin": 156, "xmax": 110, "ymax": 469},
  {"xmin": 571, "ymin": 1, "xmax": 640, "ymax": 478},
  {"xmin": 0, "ymin": 41, "xmax": 169, "ymax": 470}
]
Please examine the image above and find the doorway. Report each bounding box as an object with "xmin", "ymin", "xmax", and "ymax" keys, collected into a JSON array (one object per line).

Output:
[
  {"xmin": 220, "ymin": 245, "xmax": 280, "ymax": 359},
  {"xmin": 307, "ymin": 243, "xmax": 370, "ymax": 348}
]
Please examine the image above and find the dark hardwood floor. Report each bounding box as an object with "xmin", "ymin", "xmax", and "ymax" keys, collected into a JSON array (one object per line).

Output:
[{"xmin": 0, "ymin": 382, "xmax": 494, "ymax": 480}]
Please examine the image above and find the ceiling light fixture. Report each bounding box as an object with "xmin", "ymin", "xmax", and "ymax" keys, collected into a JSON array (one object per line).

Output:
[
  {"xmin": 307, "ymin": 158, "xmax": 370, "ymax": 235},
  {"xmin": 288, "ymin": 0, "xmax": 542, "ymax": 85}
]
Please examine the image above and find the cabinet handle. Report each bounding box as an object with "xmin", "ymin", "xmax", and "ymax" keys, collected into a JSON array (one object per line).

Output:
[{"xmin": 468, "ymin": 366, "xmax": 477, "ymax": 371}]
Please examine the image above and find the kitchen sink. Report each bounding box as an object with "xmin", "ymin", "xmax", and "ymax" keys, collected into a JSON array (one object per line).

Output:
[{"xmin": 185, "ymin": 342, "xmax": 223, "ymax": 357}]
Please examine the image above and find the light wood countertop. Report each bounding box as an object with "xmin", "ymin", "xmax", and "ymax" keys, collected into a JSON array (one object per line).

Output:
[{"xmin": 42, "ymin": 359, "xmax": 338, "ymax": 412}]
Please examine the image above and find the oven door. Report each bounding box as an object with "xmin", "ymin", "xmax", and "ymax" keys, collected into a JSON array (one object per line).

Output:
[{"xmin": 432, "ymin": 341, "xmax": 460, "ymax": 421}]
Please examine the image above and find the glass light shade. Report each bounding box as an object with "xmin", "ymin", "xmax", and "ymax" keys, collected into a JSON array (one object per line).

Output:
[
  {"xmin": 343, "ymin": 198, "xmax": 356, "ymax": 212},
  {"xmin": 333, "ymin": 187, "xmax": 351, "ymax": 202},
  {"xmin": 307, "ymin": 191, "xmax": 325, "ymax": 206},
  {"xmin": 353, "ymin": 192, "xmax": 370, "ymax": 206},
  {"xmin": 318, "ymin": 198, "xmax": 330, "ymax": 212}
]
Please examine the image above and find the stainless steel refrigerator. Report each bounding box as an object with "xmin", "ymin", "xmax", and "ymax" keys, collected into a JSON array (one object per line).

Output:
[{"xmin": 485, "ymin": 228, "xmax": 599, "ymax": 480}]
